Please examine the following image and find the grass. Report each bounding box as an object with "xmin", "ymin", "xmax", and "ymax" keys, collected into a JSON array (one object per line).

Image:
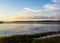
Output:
[
  {"xmin": 32, "ymin": 36, "xmax": 60, "ymax": 43},
  {"xmin": 0, "ymin": 31, "xmax": 60, "ymax": 43}
]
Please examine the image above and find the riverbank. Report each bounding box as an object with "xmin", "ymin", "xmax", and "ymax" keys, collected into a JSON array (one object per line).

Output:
[{"xmin": 0, "ymin": 31, "xmax": 60, "ymax": 43}]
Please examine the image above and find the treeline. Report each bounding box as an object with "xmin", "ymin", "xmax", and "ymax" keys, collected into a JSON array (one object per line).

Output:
[
  {"xmin": 0, "ymin": 31, "xmax": 60, "ymax": 43},
  {"xmin": 11, "ymin": 20, "xmax": 60, "ymax": 23},
  {"xmin": 0, "ymin": 21, "xmax": 3, "ymax": 23}
]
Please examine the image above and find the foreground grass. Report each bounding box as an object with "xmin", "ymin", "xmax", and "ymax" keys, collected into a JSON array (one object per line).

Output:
[
  {"xmin": 0, "ymin": 31, "xmax": 60, "ymax": 43},
  {"xmin": 32, "ymin": 36, "xmax": 60, "ymax": 43}
]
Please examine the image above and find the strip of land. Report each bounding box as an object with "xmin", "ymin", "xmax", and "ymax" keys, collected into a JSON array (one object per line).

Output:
[
  {"xmin": 0, "ymin": 31, "xmax": 60, "ymax": 43},
  {"xmin": 0, "ymin": 20, "xmax": 60, "ymax": 24}
]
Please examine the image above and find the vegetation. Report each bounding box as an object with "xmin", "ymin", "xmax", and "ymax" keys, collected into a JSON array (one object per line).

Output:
[
  {"xmin": 32, "ymin": 36, "xmax": 60, "ymax": 43},
  {"xmin": 0, "ymin": 21, "xmax": 3, "ymax": 23},
  {"xmin": 0, "ymin": 31, "xmax": 60, "ymax": 43}
]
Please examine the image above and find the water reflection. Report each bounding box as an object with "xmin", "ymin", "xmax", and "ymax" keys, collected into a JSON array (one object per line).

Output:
[{"xmin": 0, "ymin": 23, "xmax": 60, "ymax": 36}]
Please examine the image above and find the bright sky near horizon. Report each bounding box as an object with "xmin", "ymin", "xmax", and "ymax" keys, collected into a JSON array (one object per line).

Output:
[{"xmin": 0, "ymin": 0, "xmax": 60, "ymax": 21}]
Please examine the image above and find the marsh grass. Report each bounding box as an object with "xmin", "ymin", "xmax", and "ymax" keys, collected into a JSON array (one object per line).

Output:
[{"xmin": 0, "ymin": 31, "xmax": 60, "ymax": 43}]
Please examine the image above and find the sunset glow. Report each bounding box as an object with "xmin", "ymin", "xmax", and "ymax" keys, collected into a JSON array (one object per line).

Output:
[{"xmin": 0, "ymin": 0, "xmax": 60, "ymax": 21}]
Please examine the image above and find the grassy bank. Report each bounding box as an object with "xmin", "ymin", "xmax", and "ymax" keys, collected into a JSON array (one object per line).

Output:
[
  {"xmin": 32, "ymin": 36, "xmax": 60, "ymax": 43},
  {"xmin": 0, "ymin": 31, "xmax": 60, "ymax": 43}
]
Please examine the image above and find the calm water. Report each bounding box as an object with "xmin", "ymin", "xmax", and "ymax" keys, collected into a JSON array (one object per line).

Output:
[{"xmin": 0, "ymin": 23, "xmax": 60, "ymax": 36}]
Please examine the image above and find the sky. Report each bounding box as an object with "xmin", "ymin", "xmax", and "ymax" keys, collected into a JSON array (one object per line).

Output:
[{"xmin": 0, "ymin": 0, "xmax": 60, "ymax": 21}]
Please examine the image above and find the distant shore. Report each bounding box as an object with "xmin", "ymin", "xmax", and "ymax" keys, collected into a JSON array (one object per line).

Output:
[{"xmin": 0, "ymin": 20, "xmax": 60, "ymax": 24}]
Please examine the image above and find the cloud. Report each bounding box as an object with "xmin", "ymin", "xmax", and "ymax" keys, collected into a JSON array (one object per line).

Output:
[
  {"xmin": 44, "ymin": 4, "xmax": 60, "ymax": 10},
  {"xmin": 10, "ymin": 8, "xmax": 46, "ymax": 21},
  {"xmin": 7, "ymin": 6, "xmax": 60, "ymax": 21},
  {"xmin": 24, "ymin": 8, "xmax": 41, "ymax": 12},
  {"xmin": 53, "ymin": 0, "xmax": 60, "ymax": 3},
  {"xmin": 14, "ymin": 13, "xmax": 30, "ymax": 19},
  {"xmin": 13, "ymin": 0, "xmax": 60, "ymax": 21}
]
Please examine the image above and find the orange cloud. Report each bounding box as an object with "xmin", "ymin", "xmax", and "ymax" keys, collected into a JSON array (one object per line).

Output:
[
  {"xmin": 9, "ymin": 13, "xmax": 31, "ymax": 21},
  {"xmin": 15, "ymin": 13, "xmax": 29, "ymax": 19}
]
